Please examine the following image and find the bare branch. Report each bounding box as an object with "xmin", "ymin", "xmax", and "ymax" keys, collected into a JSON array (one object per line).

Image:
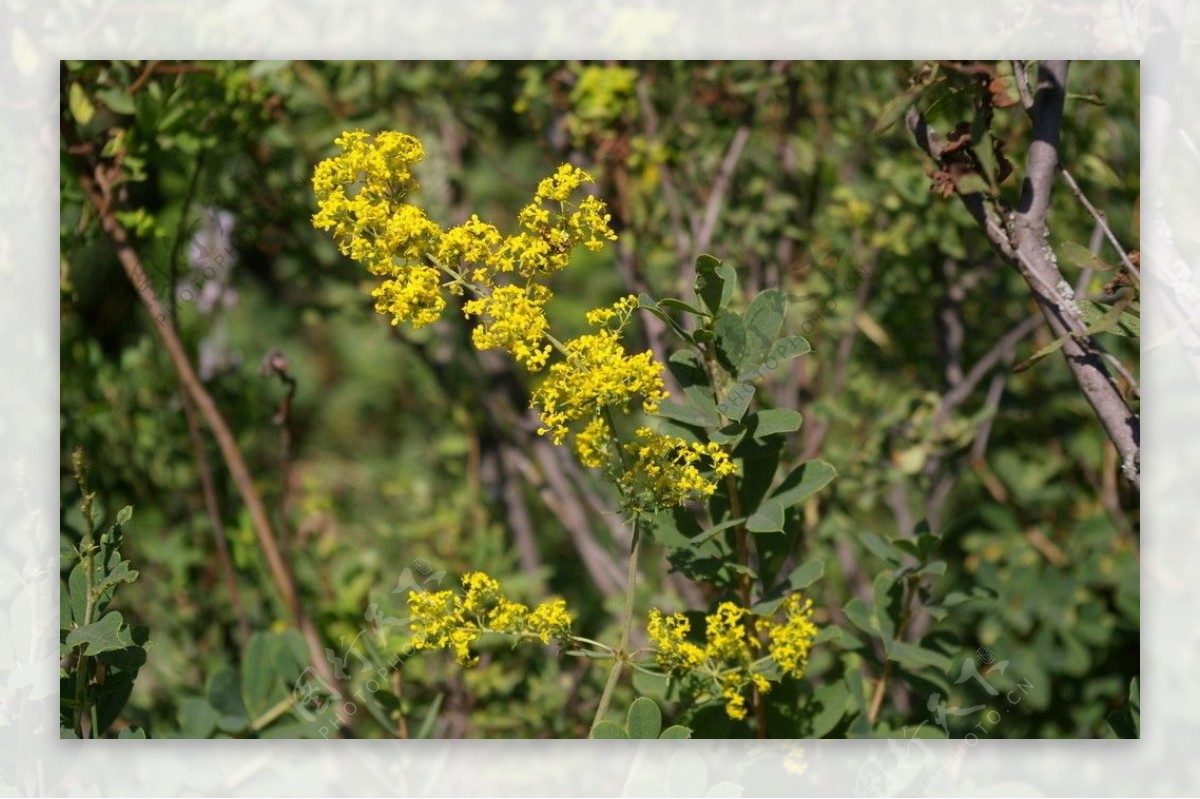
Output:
[
  {"xmin": 1057, "ymin": 166, "xmax": 1141, "ymax": 282},
  {"xmin": 908, "ymin": 61, "xmax": 1140, "ymax": 489}
]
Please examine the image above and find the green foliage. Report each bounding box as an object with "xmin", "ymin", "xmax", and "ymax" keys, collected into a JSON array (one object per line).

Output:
[
  {"xmin": 591, "ymin": 697, "xmax": 691, "ymax": 739},
  {"xmin": 61, "ymin": 451, "xmax": 149, "ymax": 738},
  {"xmin": 60, "ymin": 60, "xmax": 1138, "ymax": 739}
]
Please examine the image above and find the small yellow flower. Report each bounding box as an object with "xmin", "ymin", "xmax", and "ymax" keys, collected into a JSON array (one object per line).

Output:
[
  {"xmin": 763, "ymin": 594, "xmax": 818, "ymax": 678},
  {"xmin": 618, "ymin": 428, "xmax": 737, "ymax": 509},
  {"xmin": 528, "ymin": 599, "xmax": 573, "ymax": 644},
  {"xmin": 463, "ymin": 284, "xmax": 553, "ymax": 371},
  {"xmin": 535, "ymin": 164, "xmax": 594, "ymax": 203},
  {"xmin": 647, "ymin": 609, "xmax": 706, "ymax": 673},
  {"xmin": 406, "ymin": 571, "xmax": 574, "ymax": 667},
  {"xmin": 531, "ymin": 328, "xmax": 667, "ymax": 445},
  {"xmin": 644, "ymin": 593, "xmax": 820, "ymax": 721},
  {"xmin": 573, "ymin": 416, "xmax": 614, "ymax": 469}
]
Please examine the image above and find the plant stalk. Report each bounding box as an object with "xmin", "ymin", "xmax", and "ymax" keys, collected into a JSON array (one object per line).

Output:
[{"xmin": 589, "ymin": 515, "xmax": 641, "ymax": 736}]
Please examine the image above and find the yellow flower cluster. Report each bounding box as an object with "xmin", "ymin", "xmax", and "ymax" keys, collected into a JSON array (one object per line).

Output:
[
  {"xmin": 407, "ymin": 571, "xmax": 574, "ymax": 666},
  {"xmin": 312, "ymin": 131, "xmax": 445, "ymax": 327},
  {"xmin": 619, "ymin": 428, "xmax": 737, "ymax": 509},
  {"xmin": 646, "ymin": 595, "xmax": 819, "ymax": 720},
  {"xmin": 313, "ymin": 131, "xmax": 736, "ymax": 512},
  {"xmin": 312, "ymin": 131, "xmax": 617, "ymax": 342},
  {"xmin": 462, "ymin": 284, "xmax": 553, "ymax": 371},
  {"xmin": 530, "ymin": 296, "xmax": 668, "ymax": 445}
]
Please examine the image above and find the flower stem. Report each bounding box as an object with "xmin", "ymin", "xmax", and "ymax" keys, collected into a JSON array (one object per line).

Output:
[{"xmin": 589, "ymin": 514, "xmax": 641, "ymax": 736}]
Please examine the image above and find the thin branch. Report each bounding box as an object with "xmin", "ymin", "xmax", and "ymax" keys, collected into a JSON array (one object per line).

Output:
[
  {"xmin": 636, "ymin": 76, "xmax": 691, "ymax": 265},
  {"xmin": 261, "ymin": 349, "xmax": 297, "ymax": 558},
  {"xmin": 936, "ymin": 314, "xmax": 1043, "ymax": 425},
  {"xmin": 590, "ymin": 517, "xmax": 641, "ymax": 736},
  {"xmin": 1057, "ymin": 166, "xmax": 1141, "ymax": 282},
  {"xmin": 694, "ymin": 124, "xmax": 753, "ymax": 254},
  {"xmin": 693, "ymin": 60, "xmax": 789, "ymax": 257},
  {"xmin": 1011, "ymin": 60, "xmax": 1035, "ymax": 111},
  {"xmin": 65, "ymin": 122, "xmax": 349, "ymax": 728},
  {"xmin": 907, "ymin": 61, "xmax": 1140, "ymax": 489},
  {"xmin": 180, "ymin": 390, "xmax": 252, "ymax": 647}
]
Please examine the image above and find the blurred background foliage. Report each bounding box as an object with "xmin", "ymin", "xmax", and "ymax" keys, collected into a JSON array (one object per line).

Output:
[{"xmin": 60, "ymin": 60, "xmax": 1138, "ymax": 740}]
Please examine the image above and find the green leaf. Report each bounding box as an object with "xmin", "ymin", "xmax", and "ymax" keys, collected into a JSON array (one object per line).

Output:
[
  {"xmin": 734, "ymin": 436, "xmax": 782, "ymax": 514},
  {"xmin": 206, "ymin": 667, "xmax": 250, "ymax": 734},
  {"xmin": 1059, "ymin": 241, "xmax": 1114, "ymax": 272},
  {"xmin": 1077, "ymin": 300, "xmax": 1140, "ymax": 337},
  {"xmin": 1013, "ymin": 333, "xmax": 1070, "ymax": 373},
  {"xmin": 712, "ymin": 309, "xmax": 746, "ymax": 373},
  {"xmin": 888, "ymin": 641, "xmax": 952, "ymax": 673},
  {"xmin": 695, "ymin": 516, "xmax": 749, "ymax": 544},
  {"xmin": 746, "ymin": 499, "xmax": 785, "ymax": 533},
  {"xmin": 65, "ymin": 611, "xmax": 135, "ymax": 656},
  {"xmin": 695, "ymin": 254, "xmax": 736, "ymax": 313},
  {"xmin": 872, "ymin": 572, "xmax": 898, "ymax": 643},
  {"xmin": 414, "ymin": 693, "xmax": 443, "ymax": 739},
  {"xmin": 68, "ymin": 563, "xmax": 88, "ymax": 625},
  {"xmin": 638, "ymin": 294, "xmax": 692, "ymax": 342},
  {"xmin": 786, "ymin": 559, "xmax": 825, "ymax": 591},
  {"xmin": 915, "ymin": 560, "xmax": 947, "ymax": 577},
  {"xmin": 1107, "ymin": 677, "xmax": 1139, "ymax": 738},
  {"xmin": 659, "ymin": 724, "xmax": 692, "ymax": 739},
  {"xmin": 179, "ymin": 697, "xmax": 220, "ymax": 739},
  {"xmin": 717, "ymin": 382, "xmax": 755, "ymax": 421},
  {"xmin": 117, "ymin": 725, "xmax": 147, "ymax": 739},
  {"xmin": 69, "ymin": 82, "xmax": 95, "ymax": 124},
  {"xmin": 766, "ymin": 335, "xmax": 812, "ymax": 366},
  {"xmin": 645, "ymin": 507, "xmax": 704, "ymax": 549},
  {"xmin": 738, "ymin": 289, "xmax": 786, "ymax": 375},
  {"xmin": 668, "ymin": 351, "xmax": 721, "ymax": 420},
  {"xmin": 591, "ymin": 720, "xmax": 628, "ymax": 739},
  {"xmin": 810, "ymin": 681, "xmax": 850, "ymax": 738},
  {"xmin": 115, "ymin": 505, "xmax": 133, "ymax": 526},
  {"xmin": 96, "ymin": 623, "xmax": 148, "ymax": 671},
  {"xmin": 95, "ymin": 559, "xmax": 139, "ymax": 595},
  {"xmin": 627, "ymin": 697, "xmax": 663, "ymax": 739},
  {"xmin": 659, "ymin": 298, "xmax": 709, "ymax": 317},
  {"xmin": 241, "ymin": 631, "xmax": 297, "ymax": 719},
  {"xmin": 860, "ymin": 532, "xmax": 903, "ymax": 565},
  {"xmin": 655, "ymin": 398, "xmax": 719, "ymax": 429},
  {"xmin": 843, "ymin": 598, "xmax": 881, "ymax": 638},
  {"xmin": 749, "ymin": 408, "xmax": 803, "ymax": 437},
  {"xmin": 60, "ymin": 580, "xmax": 71, "ymax": 630},
  {"xmin": 96, "ymin": 88, "xmax": 136, "ymax": 115},
  {"xmin": 873, "ymin": 73, "xmax": 942, "ymax": 134},
  {"xmin": 770, "ymin": 460, "xmax": 837, "ymax": 508}
]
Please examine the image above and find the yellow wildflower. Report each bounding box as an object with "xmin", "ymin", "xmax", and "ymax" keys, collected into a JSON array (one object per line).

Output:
[
  {"xmin": 721, "ymin": 679, "xmax": 749, "ymax": 721},
  {"xmin": 535, "ymin": 164, "xmax": 594, "ymax": 203},
  {"xmin": 528, "ymin": 599, "xmax": 573, "ymax": 644},
  {"xmin": 462, "ymin": 284, "xmax": 553, "ymax": 371},
  {"xmin": 371, "ymin": 264, "xmax": 446, "ymax": 328},
  {"xmin": 618, "ymin": 428, "xmax": 737, "ymax": 508},
  {"xmin": 573, "ymin": 416, "xmax": 614, "ymax": 469},
  {"xmin": 763, "ymin": 594, "xmax": 819, "ymax": 678},
  {"xmin": 644, "ymin": 594, "xmax": 819, "ymax": 721},
  {"xmin": 406, "ymin": 571, "xmax": 574, "ymax": 667},
  {"xmin": 647, "ymin": 609, "xmax": 706, "ymax": 673},
  {"xmin": 531, "ymin": 328, "xmax": 667, "ymax": 445}
]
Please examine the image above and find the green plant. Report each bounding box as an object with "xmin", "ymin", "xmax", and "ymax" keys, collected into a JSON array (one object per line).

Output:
[{"xmin": 60, "ymin": 449, "xmax": 149, "ymax": 738}]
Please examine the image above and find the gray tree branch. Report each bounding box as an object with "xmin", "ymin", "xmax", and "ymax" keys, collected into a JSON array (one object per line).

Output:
[{"xmin": 907, "ymin": 61, "xmax": 1140, "ymax": 489}]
